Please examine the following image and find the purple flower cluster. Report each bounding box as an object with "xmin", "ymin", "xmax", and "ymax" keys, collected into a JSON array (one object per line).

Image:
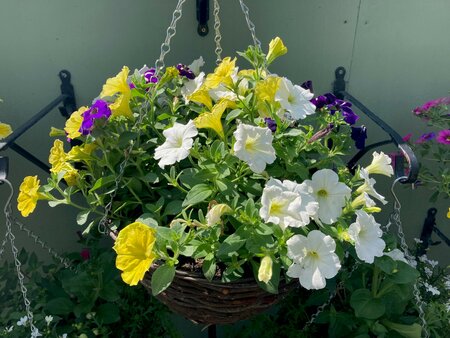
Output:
[
  {"xmin": 80, "ymin": 100, "xmax": 111, "ymax": 135},
  {"xmin": 176, "ymin": 64, "xmax": 195, "ymax": 80},
  {"xmin": 311, "ymin": 93, "xmax": 359, "ymax": 125},
  {"xmin": 415, "ymin": 132, "xmax": 436, "ymax": 144}
]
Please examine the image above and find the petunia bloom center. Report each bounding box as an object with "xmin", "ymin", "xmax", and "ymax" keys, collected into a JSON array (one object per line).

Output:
[
  {"xmin": 317, "ymin": 189, "xmax": 328, "ymax": 198},
  {"xmin": 245, "ymin": 137, "xmax": 257, "ymax": 152}
]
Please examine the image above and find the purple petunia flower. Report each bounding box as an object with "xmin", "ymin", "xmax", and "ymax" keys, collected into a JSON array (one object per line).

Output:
[
  {"xmin": 300, "ymin": 80, "xmax": 313, "ymax": 92},
  {"xmin": 311, "ymin": 93, "xmax": 359, "ymax": 125},
  {"xmin": 144, "ymin": 68, "xmax": 158, "ymax": 84},
  {"xmin": 415, "ymin": 132, "xmax": 436, "ymax": 144},
  {"xmin": 264, "ymin": 117, "xmax": 277, "ymax": 133},
  {"xmin": 351, "ymin": 126, "xmax": 367, "ymax": 150},
  {"xmin": 80, "ymin": 100, "xmax": 112, "ymax": 135},
  {"xmin": 436, "ymin": 129, "xmax": 450, "ymax": 145},
  {"xmin": 176, "ymin": 64, "xmax": 195, "ymax": 80}
]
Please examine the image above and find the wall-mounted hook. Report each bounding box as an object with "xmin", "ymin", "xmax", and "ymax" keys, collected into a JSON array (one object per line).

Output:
[{"xmin": 196, "ymin": 0, "xmax": 209, "ymax": 36}]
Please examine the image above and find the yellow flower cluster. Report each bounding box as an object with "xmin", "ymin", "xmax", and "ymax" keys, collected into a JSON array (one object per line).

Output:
[{"xmin": 17, "ymin": 176, "xmax": 43, "ymax": 217}]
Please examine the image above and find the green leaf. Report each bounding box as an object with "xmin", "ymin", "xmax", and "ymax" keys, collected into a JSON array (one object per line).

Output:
[
  {"xmin": 387, "ymin": 261, "xmax": 420, "ymax": 284},
  {"xmin": 202, "ymin": 253, "xmax": 216, "ymax": 281},
  {"xmin": 96, "ymin": 303, "xmax": 120, "ymax": 324},
  {"xmin": 151, "ymin": 264, "xmax": 176, "ymax": 296},
  {"xmin": 350, "ymin": 289, "xmax": 385, "ymax": 319},
  {"xmin": 89, "ymin": 176, "xmax": 116, "ymax": 193},
  {"xmin": 163, "ymin": 200, "xmax": 183, "ymax": 216},
  {"xmin": 141, "ymin": 172, "xmax": 159, "ymax": 184},
  {"xmin": 182, "ymin": 183, "xmax": 213, "ymax": 207},
  {"xmin": 76, "ymin": 210, "xmax": 90, "ymax": 225},
  {"xmin": 48, "ymin": 200, "xmax": 67, "ymax": 207},
  {"xmin": 382, "ymin": 320, "xmax": 422, "ymax": 338},
  {"xmin": 98, "ymin": 282, "xmax": 120, "ymax": 302},
  {"xmin": 45, "ymin": 297, "xmax": 74, "ymax": 315},
  {"xmin": 375, "ymin": 255, "xmax": 397, "ymax": 274},
  {"xmin": 117, "ymin": 131, "xmax": 138, "ymax": 147},
  {"xmin": 225, "ymin": 108, "xmax": 243, "ymax": 122},
  {"xmin": 217, "ymin": 233, "xmax": 246, "ymax": 258}
]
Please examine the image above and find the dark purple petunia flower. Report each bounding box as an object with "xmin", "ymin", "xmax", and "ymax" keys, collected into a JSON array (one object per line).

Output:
[
  {"xmin": 144, "ymin": 68, "xmax": 158, "ymax": 84},
  {"xmin": 351, "ymin": 125, "xmax": 367, "ymax": 150},
  {"xmin": 264, "ymin": 117, "xmax": 277, "ymax": 133},
  {"xmin": 311, "ymin": 92, "xmax": 359, "ymax": 125},
  {"xmin": 415, "ymin": 132, "xmax": 436, "ymax": 144},
  {"xmin": 176, "ymin": 64, "xmax": 195, "ymax": 80},
  {"xmin": 80, "ymin": 100, "xmax": 112, "ymax": 135},
  {"xmin": 129, "ymin": 82, "xmax": 136, "ymax": 89},
  {"xmin": 300, "ymin": 80, "xmax": 313, "ymax": 92}
]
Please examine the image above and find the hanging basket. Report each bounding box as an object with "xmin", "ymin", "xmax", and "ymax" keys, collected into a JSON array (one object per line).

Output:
[{"xmin": 140, "ymin": 264, "xmax": 297, "ymax": 325}]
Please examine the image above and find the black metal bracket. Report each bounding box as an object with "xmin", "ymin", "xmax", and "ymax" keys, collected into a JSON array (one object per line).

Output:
[
  {"xmin": 416, "ymin": 208, "xmax": 450, "ymax": 256},
  {"xmin": 196, "ymin": 0, "xmax": 209, "ymax": 36},
  {"xmin": 333, "ymin": 66, "xmax": 419, "ymax": 184},
  {"xmin": 0, "ymin": 70, "xmax": 77, "ymax": 180}
]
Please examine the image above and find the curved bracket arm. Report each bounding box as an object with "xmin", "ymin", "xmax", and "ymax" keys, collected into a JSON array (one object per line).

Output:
[{"xmin": 333, "ymin": 67, "xmax": 419, "ymax": 184}]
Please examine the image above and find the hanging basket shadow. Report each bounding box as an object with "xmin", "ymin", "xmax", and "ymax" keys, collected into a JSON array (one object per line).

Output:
[{"xmin": 140, "ymin": 264, "xmax": 297, "ymax": 325}]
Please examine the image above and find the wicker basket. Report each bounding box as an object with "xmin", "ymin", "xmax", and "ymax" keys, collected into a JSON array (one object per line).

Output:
[{"xmin": 140, "ymin": 265, "xmax": 297, "ymax": 325}]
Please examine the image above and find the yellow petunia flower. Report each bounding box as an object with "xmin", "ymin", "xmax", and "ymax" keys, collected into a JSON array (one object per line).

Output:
[
  {"xmin": 266, "ymin": 37, "xmax": 288, "ymax": 64},
  {"xmin": 447, "ymin": 207, "xmax": 450, "ymax": 219},
  {"xmin": 0, "ymin": 122, "xmax": 12, "ymax": 139},
  {"xmin": 62, "ymin": 167, "xmax": 79, "ymax": 186},
  {"xmin": 17, "ymin": 176, "xmax": 43, "ymax": 217},
  {"xmin": 113, "ymin": 222, "xmax": 158, "ymax": 286},
  {"xmin": 255, "ymin": 76, "xmax": 281, "ymax": 116},
  {"xmin": 258, "ymin": 256, "xmax": 273, "ymax": 284},
  {"xmin": 204, "ymin": 57, "xmax": 236, "ymax": 89},
  {"xmin": 188, "ymin": 88, "xmax": 213, "ymax": 110},
  {"xmin": 158, "ymin": 66, "xmax": 179, "ymax": 86},
  {"xmin": 100, "ymin": 66, "xmax": 133, "ymax": 118},
  {"xmin": 194, "ymin": 99, "xmax": 230, "ymax": 139},
  {"xmin": 65, "ymin": 107, "xmax": 87, "ymax": 140},
  {"xmin": 49, "ymin": 139, "xmax": 69, "ymax": 173}
]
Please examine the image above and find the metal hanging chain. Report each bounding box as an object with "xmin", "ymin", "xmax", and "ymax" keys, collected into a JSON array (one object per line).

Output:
[
  {"xmin": 154, "ymin": 0, "xmax": 187, "ymax": 73},
  {"xmin": 238, "ymin": 0, "xmax": 261, "ymax": 50},
  {"xmin": 99, "ymin": 0, "xmax": 187, "ymax": 235},
  {"xmin": 213, "ymin": 0, "xmax": 223, "ymax": 64},
  {"xmin": 390, "ymin": 176, "xmax": 429, "ymax": 338},
  {"xmin": 1, "ymin": 178, "xmax": 38, "ymax": 336}
]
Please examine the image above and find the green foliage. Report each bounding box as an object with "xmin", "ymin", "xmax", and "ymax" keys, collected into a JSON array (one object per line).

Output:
[{"xmin": 0, "ymin": 248, "xmax": 178, "ymax": 337}]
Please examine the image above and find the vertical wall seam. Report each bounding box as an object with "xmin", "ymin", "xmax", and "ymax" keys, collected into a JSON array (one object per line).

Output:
[{"xmin": 347, "ymin": 0, "xmax": 362, "ymax": 88}]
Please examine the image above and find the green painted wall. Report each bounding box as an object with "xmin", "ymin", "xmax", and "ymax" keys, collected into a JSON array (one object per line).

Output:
[{"xmin": 1, "ymin": 0, "xmax": 449, "ymax": 336}]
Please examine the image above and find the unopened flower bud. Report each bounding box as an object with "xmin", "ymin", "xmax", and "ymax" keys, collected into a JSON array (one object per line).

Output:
[{"xmin": 258, "ymin": 256, "xmax": 273, "ymax": 284}]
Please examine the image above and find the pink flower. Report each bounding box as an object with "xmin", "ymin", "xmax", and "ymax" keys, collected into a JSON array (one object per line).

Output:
[
  {"xmin": 402, "ymin": 133, "xmax": 413, "ymax": 142},
  {"xmin": 413, "ymin": 97, "xmax": 450, "ymax": 115},
  {"xmin": 436, "ymin": 129, "xmax": 450, "ymax": 145}
]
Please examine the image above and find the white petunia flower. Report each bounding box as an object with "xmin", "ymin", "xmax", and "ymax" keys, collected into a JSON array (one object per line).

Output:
[
  {"xmin": 45, "ymin": 315, "xmax": 53, "ymax": 325},
  {"xmin": 303, "ymin": 169, "xmax": 351, "ymax": 224},
  {"xmin": 348, "ymin": 210, "xmax": 386, "ymax": 263},
  {"xmin": 275, "ymin": 77, "xmax": 316, "ymax": 120},
  {"xmin": 181, "ymin": 72, "xmax": 205, "ymax": 103},
  {"xmin": 154, "ymin": 120, "xmax": 198, "ymax": 168},
  {"xmin": 357, "ymin": 168, "xmax": 387, "ymax": 205},
  {"xmin": 258, "ymin": 256, "xmax": 273, "ymax": 284},
  {"xmin": 233, "ymin": 123, "xmax": 276, "ymax": 173},
  {"xmin": 188, "ymin": 56, "xmax": 205, "ymax": 75},
  {"xmin": 351, "ymin": 191, "xmax": 376, "ymax": 209},
  {"xmin": 16, "ymin": 316, "xmax": 28, "ymax": 326},
  {"xmin": 260, "ymin": 178, "xmax": 319, "ymax": 230},
  {"xmin": 287, "ymin": 230, "xmax": 341, "ymax": 290},
  {"xmin": 364, "ymin": 151, "xmax": 394, "ymax": 177}
]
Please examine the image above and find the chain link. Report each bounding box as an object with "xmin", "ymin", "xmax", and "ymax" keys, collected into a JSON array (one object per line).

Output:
[
  {"xmin": 1, "ymin": 178, "xmax": 38, "ymax": 336},
  {"xmin": 390, "ymin": 176, "xmax": 429, "ymax": 338},
  {"xmin": 238, "ymin": 0, "xmax": 261, "ymax": 49},
  {"xmin": 154, "ymin": 0, "xmax": 186, "ymax": 73},
  {"xmin": 99, "ymin": 0, "xmax": 186, "ymax": 235},
  {"xmin": 213, "ymin": 0, "xmax": 223, "ymax": 64}
]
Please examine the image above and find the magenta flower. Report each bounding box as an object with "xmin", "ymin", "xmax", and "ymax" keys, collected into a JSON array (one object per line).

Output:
[
  {"xmin": 413, "ymin": 96, "xmax": 450, "ymax": 115},
  {"xmin": 402, "ymin": 133, "xmax": 413, "ymax": 142},
  {"xmin": 436, "ymin": 129, "xmax": 450, "ymax": 145}
]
